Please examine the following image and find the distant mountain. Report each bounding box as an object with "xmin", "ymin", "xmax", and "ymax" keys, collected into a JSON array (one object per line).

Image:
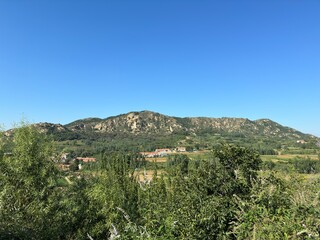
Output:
[
  {"xmin": 63, "ymin": 110, "xmax": 317, "ymax": 140},
  {"xmin": 4, "ymin": 111, "xmax": 319, "ymax": 149}
]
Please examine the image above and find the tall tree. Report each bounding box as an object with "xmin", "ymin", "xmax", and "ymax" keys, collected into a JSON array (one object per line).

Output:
[{"xmin": 0, "ymin": 124, "xmax": 58, "ymax": 238}]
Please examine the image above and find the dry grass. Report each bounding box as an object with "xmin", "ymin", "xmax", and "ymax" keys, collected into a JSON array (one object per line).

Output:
[
  {"xmin": 261, "ymin": 154, "xmax": 319, "ymax": 162},
  {"xmin": 134, "ymin": 169, "xmax": 165, "ymax": 181},
  {"xmin": 145, "ymin": 157, "xmax": 167, "ymax": 163}
]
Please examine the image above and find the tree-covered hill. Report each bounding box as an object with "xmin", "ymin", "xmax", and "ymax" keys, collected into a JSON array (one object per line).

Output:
[{"xmin": 4, "ymin": 111, "xmax": 319, "ymax": 153}]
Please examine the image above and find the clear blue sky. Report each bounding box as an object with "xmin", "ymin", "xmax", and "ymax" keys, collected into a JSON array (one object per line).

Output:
[{"xmin": 1, "ymin": 0, "xmax": 319, "ymax": 136}]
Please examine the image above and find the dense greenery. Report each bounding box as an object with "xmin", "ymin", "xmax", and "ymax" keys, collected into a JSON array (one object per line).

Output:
[
  {"xmin": 54, "ymin": 132, "xmax": 185, "ymax": 156},
  {"xmin": 44, "ymin": 111, "xmax": 320, "ymax": 157},
  {"xmin": 0, "ymin": 125, "xmax": 319, "ymax": 239},
  {"xmin": 52, "ymin": 126, "xmax": 319, "ymax": 159}
]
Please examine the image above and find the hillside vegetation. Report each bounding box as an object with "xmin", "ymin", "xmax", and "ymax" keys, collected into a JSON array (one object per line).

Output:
[{"xmin": 22, "ymin": 111, "xmax": 319, "ymax": 156}]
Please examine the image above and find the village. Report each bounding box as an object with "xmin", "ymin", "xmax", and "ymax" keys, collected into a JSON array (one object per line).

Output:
[
  {"xmin": 139, "ymin": 146, "xmax": 187, "ymax": 158},
  {"xmin": 58, "ymin": 153, "xmax": 97, "ymax": 171},
  {"xmin": 58, "ymin": 146, "xmax": 189, "ymax": 171}
]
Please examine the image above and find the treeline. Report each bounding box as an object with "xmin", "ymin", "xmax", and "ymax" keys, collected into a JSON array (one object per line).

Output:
[
  {"xmin": 0, "ymin": 126, "xmax": 319, "ymax": 239},
  {"xmin": 262, "ymin": 157, "xmax": 320, "ymax": 174},
  {"xmin": 52, "ymin": 127, "xmax": 320, "ymax": 157},
  {"xmin": 55, "ymin": 132, "xmax": 184, "ymax": 154}
]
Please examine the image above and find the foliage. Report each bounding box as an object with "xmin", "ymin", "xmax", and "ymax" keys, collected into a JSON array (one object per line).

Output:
[
  {"xmin": 232, "ymin": 173, "xmax": 320, "ymax": 239},
  {"xmin": 167, "ymin": 154, "xmax": 190, "ymax": 175},
  {"xmin": 0, "ymin": 124, "xmax": 59, "ymax": 238},
  {"xmin": 1, "ymin": 126, "xmax": 319, "ymax": 240},
  {"xmin": 262, "ymin": 156, "xmax": 320, "ymax": 174},
  {"xmin": 293, "ymin": 158, "xmax": 320, "ymax": 174}
]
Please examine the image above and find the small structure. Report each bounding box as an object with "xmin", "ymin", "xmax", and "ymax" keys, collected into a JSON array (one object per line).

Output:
[
  {"xmin": 140, "ymin": 149, "xmax": 172, "ymax": 158},
  {"xmin": 60, "ymin": 153, "xmax": 69, "ymax": 163},
  {"xmin": 176, "ymin": 147, "xmax": 186, "ymax": 152},
  {"xmin": 155, "ymin": 148, "xmax": 172, "ymax": 154},
  {"xmin": 140, "ymin": 152, "xmax": 158, "ymax": 158}
]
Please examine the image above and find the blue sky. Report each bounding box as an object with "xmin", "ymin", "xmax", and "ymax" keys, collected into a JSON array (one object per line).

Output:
[{"xmin": 0, "ymin": 0, "xmax": 319, "ymax": 136}]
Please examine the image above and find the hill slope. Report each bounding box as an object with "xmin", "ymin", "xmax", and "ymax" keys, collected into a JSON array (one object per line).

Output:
[
  {"xmin": 4, "ymin": 111, "xmax": 319, "ymax": 152},
  {"xmin": 64, "ymin": 110, "xmax": 317, "ymax": 140}
]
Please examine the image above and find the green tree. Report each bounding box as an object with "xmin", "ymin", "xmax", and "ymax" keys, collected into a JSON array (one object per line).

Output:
[
  {"xmin": 211, "ymin": 144, "xmax": 262, "ymax": 192},
  {"xmin": 167, "ymin": 154, "xmax": 190, "ymax": 175},
  {"xmin": 0, "ymin": 124, "xmax": 59, "ymax": 238}
]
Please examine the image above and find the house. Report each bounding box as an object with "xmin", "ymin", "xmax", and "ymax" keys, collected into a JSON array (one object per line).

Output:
[
  {"xmin": 297, "ymin": 140, "xmax": 306, "ymax": 144},
  {"xmin": 140, "ymin": 149, "xmax": 172, "ymax": 158},
  {"xmin": 140, "ymin": 152, "xmax": 159, "ymax": 158},
  {"xmin": 155, "ymin": 148, "xmax": 172, "ymax": 154},
  {"xmin": 140, "ymin": 152, "xmax": 150, "ymax": 156},
  {"xmin": 176, "ymin": 147, "xmax": 186, "ymax": 152}
]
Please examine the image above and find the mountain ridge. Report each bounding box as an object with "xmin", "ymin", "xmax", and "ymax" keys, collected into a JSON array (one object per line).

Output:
[
  {"xmin": 4, "ymin": 111, "xmax": 319, "ymax": 147},
  {"xmin": 42, "ymin": 110, "xmax": 318, "ymax": 139}
]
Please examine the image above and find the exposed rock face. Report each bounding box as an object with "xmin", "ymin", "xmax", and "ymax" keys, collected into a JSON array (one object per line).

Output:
[
  {"xmin": 65, "ymin": 118, "xmax": 102, "ymax": 132},
  {"xmin": 3, "ymin": 122, "xmax": 68, "ymax": 137},
  {"xmin": 4, "ymin": 111, "xmax": 318, "ymax": 142},
  {"xmin": 34, "ymin": 123, "xmax": 67, "ymax": 133},
  {"xmin": 92, "ymin": 111, "xmax": 183, "ymax": 134},
  {"xmin": 64, "ymin": 111, "xmax": 317, "ymax": 140}
]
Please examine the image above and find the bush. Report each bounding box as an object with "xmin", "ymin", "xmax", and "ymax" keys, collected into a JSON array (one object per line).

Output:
[{"xmin": 294, "ymin": 158, "xmax": 320, "ymax": 174}]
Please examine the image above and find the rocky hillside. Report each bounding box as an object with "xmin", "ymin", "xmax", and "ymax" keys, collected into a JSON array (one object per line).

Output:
[
  {"xmin": 4, "ymin": 111, "xmax": 318, "ymax": 144},
  {"xmin": 63, "ymin": 111, "xmax": 316, "ymax": 141},
  {"xmin": 67, "ymin": 111, "xmax": 183, "ymax": 134}
]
